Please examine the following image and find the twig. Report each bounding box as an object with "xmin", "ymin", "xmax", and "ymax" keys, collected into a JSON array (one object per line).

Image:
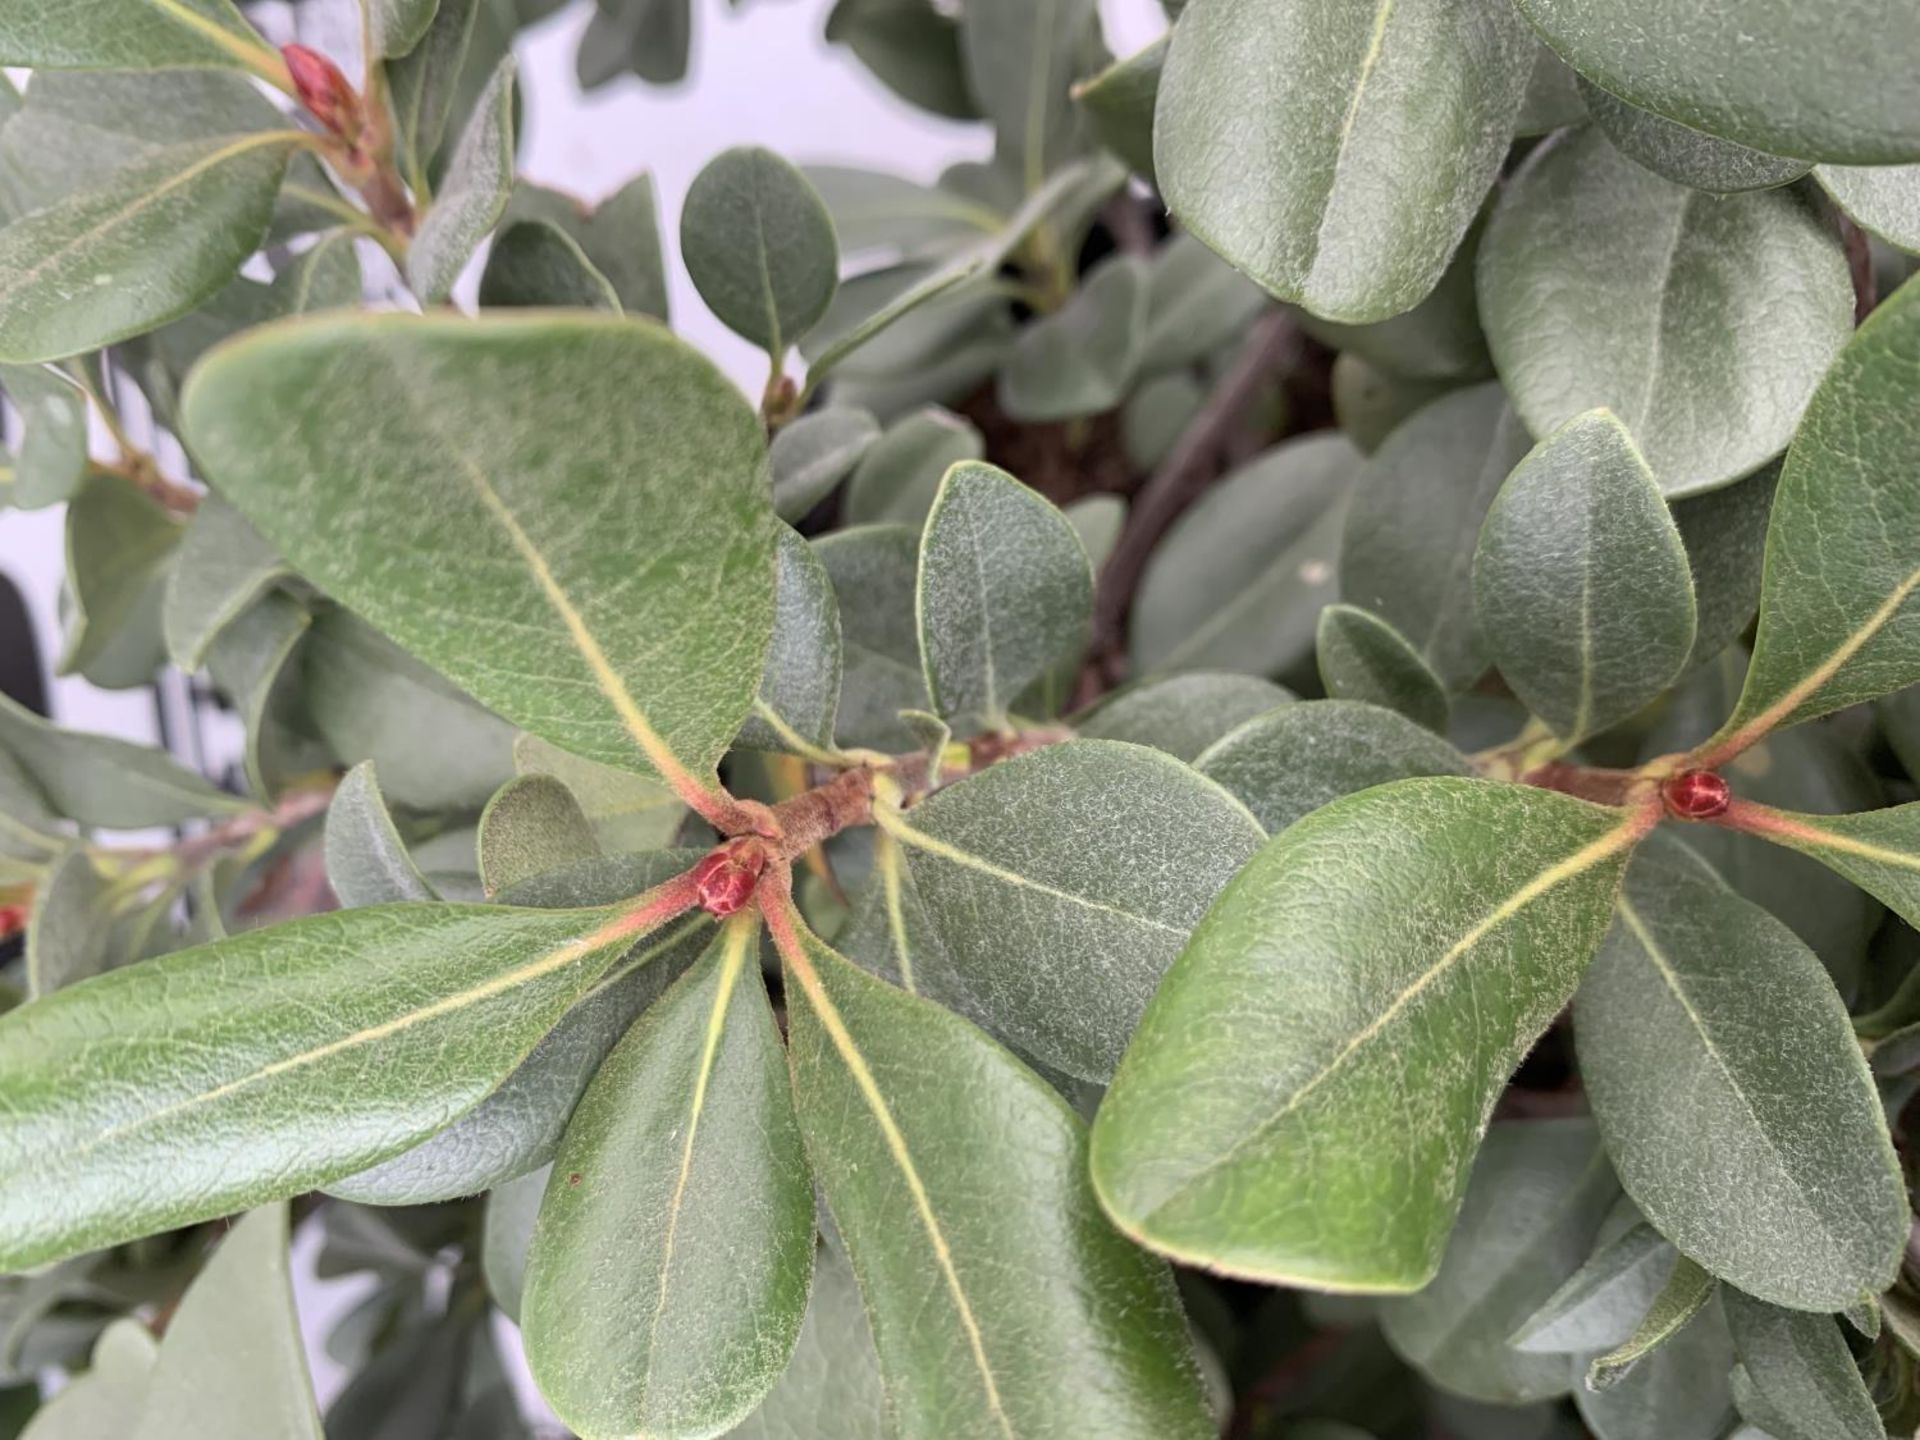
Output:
[{"xmin": 1087, "ymin": 308, "xmax": 1301, "ymax": 683}]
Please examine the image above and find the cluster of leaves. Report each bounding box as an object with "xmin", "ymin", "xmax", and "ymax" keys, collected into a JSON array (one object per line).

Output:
[{"xmin": 4, "ymin": 0, "xmax": 1920, "ymax": 1438}]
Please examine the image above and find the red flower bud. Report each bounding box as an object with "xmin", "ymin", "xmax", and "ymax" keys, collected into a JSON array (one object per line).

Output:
[
  {"xmin": 691, "ymin": 839, "xmax": 769, "ymax": 918},
  {"xmin": 0, "ymin": 903, "xmax": 27, "ymax": 939},
  {"xmin": 1662, "ymin": 769, "xmax": 1731, "ymax": 821},
  {"xmin": 282, "ymin": 44, "xmax": 362, "ymax": 140}
]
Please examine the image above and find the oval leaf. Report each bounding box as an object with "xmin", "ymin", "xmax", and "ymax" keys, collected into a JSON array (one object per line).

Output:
[
  {"xmin": 181, "ymin": 311, "xmax": 778, "ymax": 791},
  {"xmin": 738, "ymin": 524, "xmax": 843, "ymax": 755},
  {"xmin": 1315, "ymin": 604, "xmax": 1448, "ymax": 734},
  {"xmin": 1156, "ymin": 0, "xmax": 1533, "ymax": 322},
  {"xmin": 1579, "ymin": 79, "xmax": 1811, "ymax": 193},
  {"xmin": 917, "ymin": 462, "xmax": 1092, "ymax": 730},
  {"xmin": 1479, "ymin": 127, "xmax": 1852, "ymax": 498},
  {"xmin": 878, "ymin": 740, "xmax": 1264, "ymax": 1080},
  {"xmin": 1473, "ymin": 410, "xmax": 1696, "ymax": 740},
  {"xmin": 1092, "ymin": 777, "xmax": 1642, "ymax": 1291},
  {"xmin": 774, "ymin": 913, "xmax": 1215, "ymax": 1440},
  {"xmin": 407, "ymin": 54, "xmax": 515, "ymax": 305},
  {"xmin": 681, "ymin": 146, "xmax": 839, "ymax": 356},
  {"xmin": 1703, "ymin": 274, "xmax": 1920, "ymax": 758},
  {"xmin": 0, "ymin": 895, "xmax": 685, "ymax": 1271},
  {"xmin": 524, "ymin": 918, "xmax": 812, "ymax": 1440},
  {"xmin": 1573, "ymin": 838, "xmax": 1906, "ymax": 1310}
]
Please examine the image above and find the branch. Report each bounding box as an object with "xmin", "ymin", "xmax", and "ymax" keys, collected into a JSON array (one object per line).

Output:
[{"xmin": 1087, "ymin": 308, "xmax": 1301, "ymax": 684}]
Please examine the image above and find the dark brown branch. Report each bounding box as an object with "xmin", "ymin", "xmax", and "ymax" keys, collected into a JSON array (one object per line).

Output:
[{"xmin": 1087, "ymin": 308, "xmax": 1301, "ymax": 686}]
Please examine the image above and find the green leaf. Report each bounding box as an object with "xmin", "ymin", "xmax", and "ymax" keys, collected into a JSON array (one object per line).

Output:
[
  {"xmin": 725, "ymin": 1239, "xmax": 890, "ymax": 1440},
  {"xmin": 958, "ymin": 0, "xmax": 1097, "ymax": 191},
  {"xmin": 770, "ymin": 405, "xmax": 879, "ymax": 521},
  {"xmin": 1816, "ymin": 164, "xmax": 1920, "ymax": 254},
  {"xmin": 0, "ymin": 896, "xmax": 687, "ymax": 1271},
  {"xmin": 524, "ymin": 919, "xmax": 813, "ymax": 1440},
  {"xmin": 917, "ymin": 462, "xmax": 1092, "ymax": 729},
  {"xmin": 1194, "ymin": 699, "xmax": 1472, "ymax": 834},
  {"xmin": 815, "ymin": 524, "xmax": 928, "ymax": 751},
  {"xmin": 1479, "ymin": 127, "xmax": 1853, "ymax": 498},
  {"xmin": 738, "ymin": 525, "xmax": 842, "ymax": 756},
  {"xmin": 503, "ymin": 177, "xmax": 670, "ymax": 320},
  {"xmin": 481, "ymin": 1163, "xmax": 546, "ymax": 1323},
  {"xmin": 1573, "ymin": 837, "xmax": 1906, "ymax": 1310},
  {"xmin": 845, "ymin": 405, "xmax": 982, "ymax": 527},
  {"xmin": 0, "ymin": 688, "xmax": 238, "ymax": 827},
  {"xmin": 1316, "ymin": 604, "xmax": 1448, "ymax": 734},
  {"xmin": 133, "ymin": 1205, "xmax": 322, "ymax": 1440},
  {"xmin": 17, "ymin": 1320, "xmax": 155, "ymax": 1438},
  {"xmin": 58, "ymin": 472, "xmax": 179, "ymax": 689},
  {"xmin": 1511, "ymin": 1221, "xmax": 1679, "ymax": 1356},
  {"xmin": 478, "ymin": 220, "xmax": 620, "ymax": 311},
  {"xmin": 162, "ymin": 492, "xmax": 288, "ymax": 670},
  {"xmin": 325, "ymin": 852, "xmax": 714, "ymax": 1205},
  {"xmin": 302, "ymin": 608, "xmax": 516, "ymax": 813},
  {"xmin": 1077, "ymin": 673, "xmax": 1294, "ymax": 763},
  {"xmin": 1727, "ymin": 800, "xmax": 1920, "ymax": 933},
  {"xmin": 0, "ymin": 0, "xmax": 277, "ymax": 76},
  {"xmin": 1512, "ymin": 0, "xmax": 1920, "ymax": 164},
  {"xmin": 324, "ymin": 762, "xmax": 437, "ymax": 909},
  {"xmin": 23, "ymin": 846, "xmax": 164, "ymax": 998},
  {"xmin": 0, "ymin": 131, "xmax": 302, "ymax": 364},
  {"xmin": 1514, "ymin": 42, "xmax": 1586, "ymax": 137},
  {"xmin": 183, "ymin": 311, "xmax": 777, "ymax": 791},
  {"xmin": 1572, "ymin": 1298, "xmax": 1734, "ymax": 1440},
  {"xmin": 1137, "ymin": 232, "xmax": 1268, "ymax": 376},
  {"xmin": 803, "ymin": 163, "xmax": 997, "ymax": 261},
  {"xmin": 1473, "ymin": 410, "xmax": 1696, "ymax": 740},
  {"xmin": 408, "ymin": 55, "xmax": 515, "ymax": 305},
  {"xmin": 1585, "ymin": 1255, "xmax": 1716, "ymax": 1389},
  {"xmin": 370, "ymin": 0, "xmax": 441, "ymax": 57},
  {"xmin": 579, "ymin": 0, "xmax": 690, "ymax": 89},
  {"xmin": 1132, "ymin": 433, "xmax": 1359, "ymax": 677},
  {"xmin": 512, "ymin": 733, "xmax": 685, "ymax": 855},
  {"xmin": 681, "ymin": 147, "xmax": 839, "ymax": 357},
  {"xmin": 777, "ymin": 916, "xmax": 1215, "ymax": 1440},
  {"xmin": 0, "ymin": 364, "xmax": 87, "ymax": 509},
  {"xmin": 1720, "ymin": 1288, "xmax": 1887, "ymax": 1440},
  {"xmin": 1329, "ymin": 352, "xmax": 1463, "ymax": 457},
  {"xmin": 205, "ymin": 592, "xmax": 322, "ymax": 801},
  {"xmin": 1704, "ymin": 275, "xmax": 1920, "ymax": 756},
  {"xmin": 1074, "ymin": 38, "xmax": 1163, "ymax": 182},
  {"xmin": 1579, "ymin": 80, "xmax": 1810, "ymax": 193},
  {"xmin": 389, "ymin": 0, "xmax": 482, "ymax": 185},
  {"xmin": 1378, "ymin": 1120, "xmax": 1617, "ymax": 1403},
  {"xmin": 1673, "ymin": 460, "xmax": 1778, "ymax": 671},
  {"xmin": 1155, "ymin": 0, "xmax": 1533, "ymax": 322},
  {"xmin": 477, "ymin": 774, "xmax": 599, "ymax": 896},
  {"xmin": 877, "ymin": 740, "xmax": 1263, "ymax": 1080},
  {"xmin": 998, "ymin": 254, "xmax": 1149, "ymax": 421},
  {"xmin": 1339, "ymin": 383, "xmax": 1530, "ymax": 689},
  {"xmin": 1091, "ymin": 778, "xmax": 1641, "ymax": 1290},
  {"xmin": 824, "ymin": 0, "xmax": 981, "ymax": 123},
  {"xmin": 1294, "ymin": 210, "xmax": 1494, "ymax": 384}
]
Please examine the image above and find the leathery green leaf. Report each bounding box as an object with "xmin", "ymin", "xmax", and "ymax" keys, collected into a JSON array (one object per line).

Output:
[
  {"xmin": 0, "ymin": 131, "xmax": 304, "ymax": 363},
  {"xmin": 774, "ymin": 912, "xmax": 1215, "ymax": 1440},
  {"xmin": 1315, "ymin": 604, "xmax": 1448, "ymax": 734},
  {"xmin": 0, "ymin": 892, "xmax": 687, "ymax": 1271},
  {"xmin": 1379, "ymin": 1119, "xmax": 1616, "ymax": 1404},
  {"xmin": 477, "ymin": 773, "xmax": 598, "ymax": 896},
  {"xmin": 1816, "ymin": 164, "xmax": 1920, "ymax": 254},
  {"xmin": 1511, "ymin": 1220, "xmax": 1679, "ymax": 1357},
  {"xmin": 1076, "ymin": 673, "xmax": 1295, "ymax": 764},
  {"xmin": 407, "ymin": 55, "xmax": 515, "ymax": 305},
  {"xmin": 1703, "ymin": 275, "xmax": 1920, "ymax": 759},
  {"xmin": 727, "ymin": 1238, "xmax": 890, "ymax": 1440},
  {"xmin": 1578, "ymin": 80, "xmax": 1810, "ymax": 194},
  {"xmin": 0, "ymin": 0, "xmax": 281, "ymax": 77},
  {"xmin": 323, "ymin": 761, "xmax": 436, "ymax": 909},
  {"xmin": 1479, "ymin": 127, "xmax": 1852, "ymax": 498},
  {"xmin": 1073, "ymin": 37, "xmax": 1163, "ymax": 182},
  {"xmin": 524, "ymin": 917, "xmax": 812, "ymax": 1440},
  {"xmin": 1512, "ymin": 0, "xmax": 1920, "ymax": 164},
  {"xmin": 876, "ymin": 741, "xmax": 1264, "ymax": 1081},
  {"xmin": 1586, "ymin": 1255, "xmax": 1716, "ymax": 1389},
  {"xmin": 958, "ymin": 0, "xmax": 1098, "ymax": 190},
  {"xmin": 0, "ymin": 688, "xmax": 242, "ymax": 828},
  {"xmin": 916, "ymin": 462, "xmax": 1092, "ymax": 731},
  {"xmin": 181, "ymin": 311, "xmax": 777, "ymax": 792},
  {"xmin": 1472, "ymin": 410, "xmax": 1696, "ymax": 741},
  {"xmin": 737, "ymin": 524, "xmax": 843, "ymax": 756},
  {"xmin": 1724, "ymin": 800, "xmax": 1920, "ymax": 935},
  {"xmin": 1091, "ymin": 777, "xmax": 1641, "ymax": 1291},
  {"xmin": 681, "ymin": 146, "xmax": 839, "ymax": 356},
  {"xmin": 132, "ymin": 1205, "xmax": 321, "ymax": 1440},
  {"xmin": 1573, "ymin": 837, "xmax": 1906, "ymax": 1311},
  {"xmin": 1155, "ymin": 0, "xmax": 1533, "ymax": 323},
  {"xmin": 1721, "ymin": 1288, "xmax": 1887, "ymax": 1440},
  {"xmin": 1572, "ymin": 1297, "xmax": 1734, "ymax": 1440}
]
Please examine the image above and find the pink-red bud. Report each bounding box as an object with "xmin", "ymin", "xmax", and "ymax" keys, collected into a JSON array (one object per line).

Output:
[
  {"xmin": 1662, "ymin": 769, "xmax": 1731, "ymax": 821},
  {"xmin": 282, "ymin": 44, "xmax": 362, "ymax": 140},
  {"xmin": 691, "ymin": 839, "xmax": 769, "ymax": 918}
]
